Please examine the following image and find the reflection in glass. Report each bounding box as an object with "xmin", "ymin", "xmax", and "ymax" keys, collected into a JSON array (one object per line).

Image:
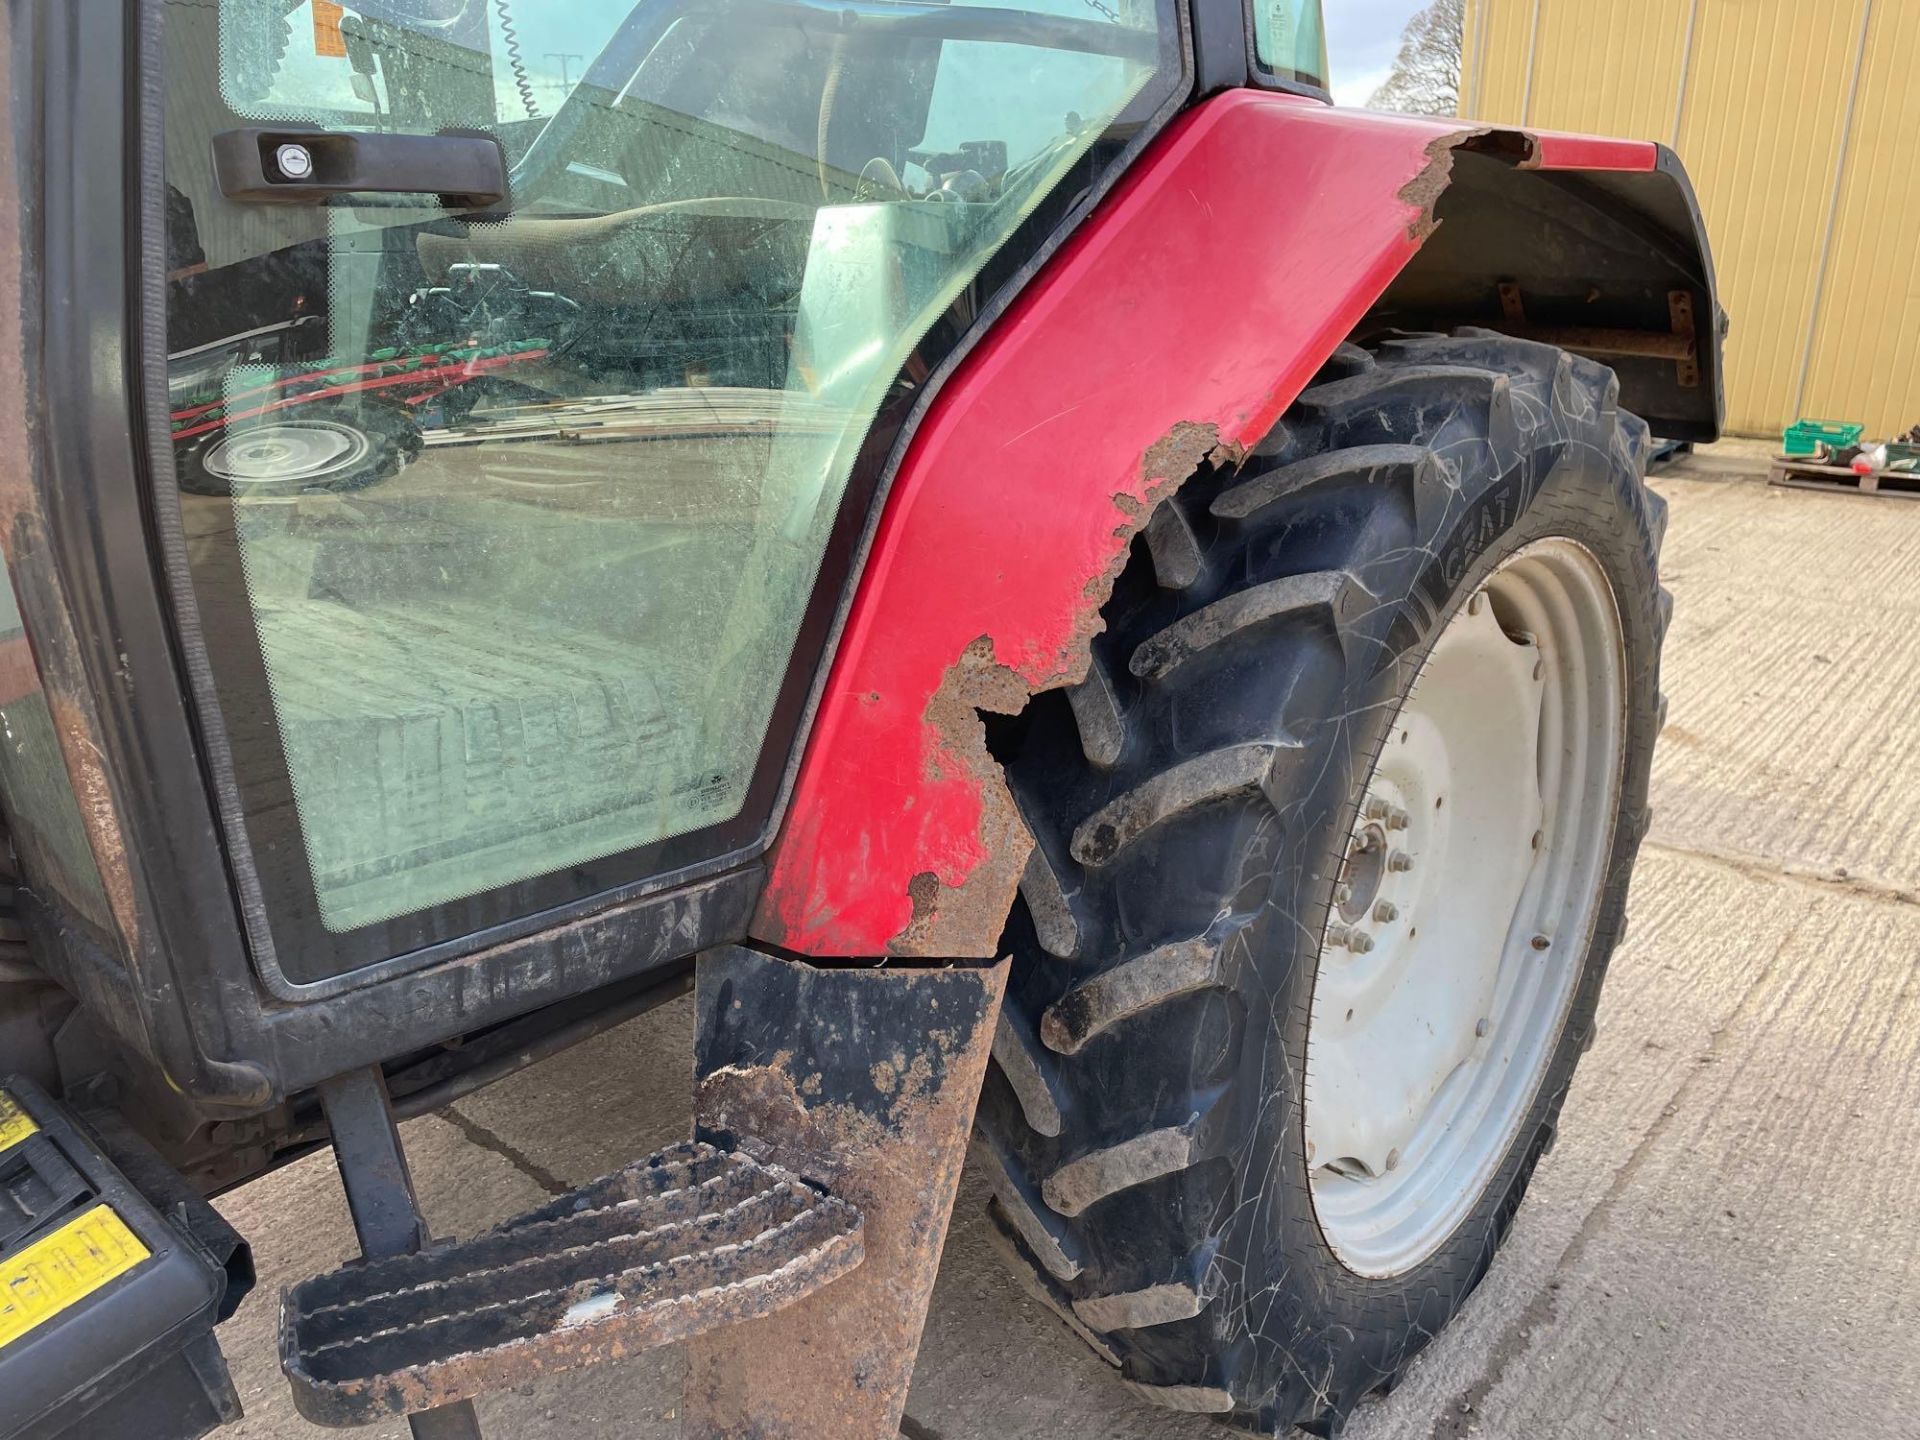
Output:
[{"xmin": 166, "ymin": 0, "xmax": 1168, "ymax": 942}]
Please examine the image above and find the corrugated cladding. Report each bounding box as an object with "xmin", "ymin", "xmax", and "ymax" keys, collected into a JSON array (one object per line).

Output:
[{"xmin": 1459, "ymin": 0, "xmax": 1915, "ymax": 439}]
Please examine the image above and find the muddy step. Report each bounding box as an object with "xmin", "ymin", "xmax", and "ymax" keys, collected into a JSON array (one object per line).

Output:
[{"xmin": 280, "ymin": 1142, "xmax": 862, "ymax": 1426}]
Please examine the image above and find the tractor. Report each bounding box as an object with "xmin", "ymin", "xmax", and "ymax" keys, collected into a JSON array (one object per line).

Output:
[{"xmin": 0, "ymin": 0, "xmax": 1719, "ymax": 1436}]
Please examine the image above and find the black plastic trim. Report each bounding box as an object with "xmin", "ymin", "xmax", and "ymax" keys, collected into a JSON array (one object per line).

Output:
[
  {"xmin": 1192, "ymin": 0, "xmax": 1249, "ymax": 94},
  {"xmin": 211, "ymin": 127, "xmax": 508, "ymax": 208}
]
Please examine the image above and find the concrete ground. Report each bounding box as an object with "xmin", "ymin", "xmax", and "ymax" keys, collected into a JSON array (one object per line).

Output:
[{"xmin": 215, "ymin": 450, "xmax": 1920, "ymax": 1439}]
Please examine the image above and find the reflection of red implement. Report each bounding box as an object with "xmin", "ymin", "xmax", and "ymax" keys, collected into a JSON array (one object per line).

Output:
[{"xmin": 167, "ymin": 341, "xmax": 550, "ymax": 442}]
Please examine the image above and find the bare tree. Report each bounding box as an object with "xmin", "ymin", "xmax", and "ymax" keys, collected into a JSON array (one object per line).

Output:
[{"xmin": 1369, "ymin": 0, "xmax": 1465, "ymax": 117}]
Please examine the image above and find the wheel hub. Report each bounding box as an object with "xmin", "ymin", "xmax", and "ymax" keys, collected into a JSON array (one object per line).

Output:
[
  {"xmin": 204, "ymin": 419, "xmax": 370, "ymax": 487},
  {"xmin": 1305, "ymin": 541, "xmax": 1625, "ymax": 1276}
]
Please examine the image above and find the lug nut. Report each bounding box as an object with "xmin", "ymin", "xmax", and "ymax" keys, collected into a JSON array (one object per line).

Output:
[
  {"xmin": 1326, "ymin": 925, "xmax": 1351, "ymax": 950},
  {"xmin": 1347, "ymin": 931, "xmax": 1376, "ymax": 955},
  {"xmin": 1335, "ymin": 882, "xmax": 1354, "ymax": 904},
  {"xmin": 1385, "ymin": 1147, "xmax": 1401, "ymax": 1172},
  {"xmin": 1374, "ymin": 900, "xmax": 1399, "ymax": 923},
  {"xmin": 1388, "ymin": 850, "xmax": 1414, "ymax": 872},
  {"xmin": 275, "ymin": 142, "xmax": 315, "ymax": 180},
  {"xmin": 1531, "ymin": 934, "xmax": 1552, "ymax": 951},
  {"xmin": 1365, "ymin": 796, "xmax": 1392, "ymax": 820},
  {"xmin": 1387, "ymin": 807, "xmax": 1410, "ymax": 831}
]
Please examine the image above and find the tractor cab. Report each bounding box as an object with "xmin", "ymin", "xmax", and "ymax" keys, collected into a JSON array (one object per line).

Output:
[{"xmin": 0, "ymin": 2, "xmax": 1723, "ymax": 1437}]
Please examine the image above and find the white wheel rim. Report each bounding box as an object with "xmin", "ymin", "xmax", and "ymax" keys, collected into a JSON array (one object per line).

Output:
[
  {"xmin": 204, "ymin": 419, "xmax": 371, "ymax": 487},
  {"xmin": 1306, "ymin": 539, "xmax": 1626, "ymax": 1278}
]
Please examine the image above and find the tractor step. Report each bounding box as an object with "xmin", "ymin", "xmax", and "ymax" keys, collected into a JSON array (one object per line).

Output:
[{"xmin": 281, "ymin": 1141, "xmax": 863, "ymax": 1427}]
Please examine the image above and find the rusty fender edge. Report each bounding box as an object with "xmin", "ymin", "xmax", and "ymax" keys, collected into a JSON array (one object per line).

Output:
[
  {"xmin": 900, "ymin": 420, "xmax": 1246, "ymax": 959},
  {"xmin": 684, "ymin": 943, "xmax": 1010, "ymax": 1440}
]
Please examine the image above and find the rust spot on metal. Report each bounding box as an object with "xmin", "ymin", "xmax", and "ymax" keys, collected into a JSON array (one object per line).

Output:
[
  {"xmin": 895, "ymin": 421, "xmax": 1244, "ymax": 956},
  {"xmin": 47, "ymin": 691, "xmax": 140, "ymax": 946},
  {"xmin": 900, "ymin": 638, "xmax": 1036, "ymax": 957},
  {"xmin": 0, "ymin": 11, "xmax": 31, "ymax": 563},
  {"xmin": 1496, "ymin": 281, "xmax": 1702, "ymax": 382},
  {"xmin": 1399, "ymin": 128, "xmax": 1544, "ymax": 245},
  {"xmin": 683, "ymin": 947, "xmax": 1008, "ymax": 1440},
  {"xmin": 0, "ymin": 21, "xmax": 141, "ymax": 951}
]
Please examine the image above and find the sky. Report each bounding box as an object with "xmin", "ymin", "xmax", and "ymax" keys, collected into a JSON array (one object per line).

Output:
[{"xmin": 1325, "ymin": 0, "xmax": 1432, "ymax": 108}]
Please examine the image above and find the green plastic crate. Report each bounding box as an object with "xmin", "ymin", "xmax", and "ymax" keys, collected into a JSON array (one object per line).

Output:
[{"xmin": 1783, "ymin": 419, "xmax": 1863, "ymax": 458}]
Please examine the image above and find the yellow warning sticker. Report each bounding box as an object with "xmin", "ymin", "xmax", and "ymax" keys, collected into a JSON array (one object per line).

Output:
[
  {"xmin": 0, "ymin": 1090, "xmax": 36, "ymax": 1153},
  {"xmin": 0, "ymin": 1207, "xmax": 150, "ymax": 1351},
  {"xmin": 312, "ymin": 0, "xmax": 347, "ymax": 59}
]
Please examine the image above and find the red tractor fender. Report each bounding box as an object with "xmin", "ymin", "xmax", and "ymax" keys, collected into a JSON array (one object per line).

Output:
[{"xmin": 753, "ymin": 88, "xmax": 1717, "ymax": 959}]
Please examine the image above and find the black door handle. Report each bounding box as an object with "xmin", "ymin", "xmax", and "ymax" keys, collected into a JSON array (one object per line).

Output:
[{"xmin": 212, "ymin": 129, "xmax": 507, "ymax": 209}]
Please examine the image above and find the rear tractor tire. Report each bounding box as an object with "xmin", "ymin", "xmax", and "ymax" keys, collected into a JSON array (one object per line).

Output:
[{"xmin": 976, "ymin": 331, "xmax": 1669, "ymax": 1435}]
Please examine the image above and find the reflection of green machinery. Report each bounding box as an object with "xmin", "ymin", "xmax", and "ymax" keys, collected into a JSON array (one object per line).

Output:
[{"xmin": 168, "ymin": 339, "xmax": 550, "ymax": 495}]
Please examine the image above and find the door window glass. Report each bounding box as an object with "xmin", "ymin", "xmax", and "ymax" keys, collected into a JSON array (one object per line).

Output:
[
  {"xmin": 160, "ymin": 0, "xmax": 1176, "ymax": 975},
  {"xmin": 1253, "ymin": 0, "xmax": 1328, "ymax": 88}
]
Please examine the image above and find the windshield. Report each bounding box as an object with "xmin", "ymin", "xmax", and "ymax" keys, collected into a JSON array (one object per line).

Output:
[{"xmin": 160, "ymin": 0, "xmax": 1178, "ymax": 978}]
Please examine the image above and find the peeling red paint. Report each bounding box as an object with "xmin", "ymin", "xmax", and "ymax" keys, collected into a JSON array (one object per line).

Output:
[{"xmin": 750, "ymin": 92, "xmax": 1659, "ymax": 959}]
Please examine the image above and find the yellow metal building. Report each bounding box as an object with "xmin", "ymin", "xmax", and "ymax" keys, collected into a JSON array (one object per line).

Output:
[{"xmin": 1459, "ymin": 0, "xmax": 1920, "ymax": 439}]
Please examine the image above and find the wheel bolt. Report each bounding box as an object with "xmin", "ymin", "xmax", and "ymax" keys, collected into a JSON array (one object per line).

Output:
[
  {"xmin": 1374, "ymin": 900, "xmax": 1398, "ymax": 923},
  {"xmin": 1385, "ymin": 1147, "xmax": 1401, "ymax": 1171},
  {"xmin": 1531, "ymin": 934, "xmax": 1552, "ymax": 951},
  {"xmin": 1387, "ymin": 807, "xmax": 1410, "ymax": 830},
  {"xmin": 1388, "ymin": 850, "xmax": 1414, "ymax": 872},
  {"xmin": 1476, "ymin": 1017, "xmax": 1490, "ymax": 1038}
]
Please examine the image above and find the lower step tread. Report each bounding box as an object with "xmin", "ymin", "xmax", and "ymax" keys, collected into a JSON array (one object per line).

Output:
[{"xmin": 281, "ymin": 1142, "xmax": 862, "ymax": 1425}]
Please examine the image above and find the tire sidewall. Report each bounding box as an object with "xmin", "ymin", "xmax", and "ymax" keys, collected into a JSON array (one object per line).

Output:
[
  {"xmin": 1226, "ymin": 421, "xmax": 1663, "ymax": 1411},
  {"xmin": 176, "ymin": 405, "xmax": 420, "ymax": 498}
]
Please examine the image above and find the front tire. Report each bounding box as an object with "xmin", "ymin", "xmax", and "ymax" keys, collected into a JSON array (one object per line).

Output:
[{"xmin": 976, "ymin": 332, "xmax": 1669, "ymax": 1435}]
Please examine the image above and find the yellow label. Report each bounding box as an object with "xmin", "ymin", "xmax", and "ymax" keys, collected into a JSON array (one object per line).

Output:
[
  {"xmin": 312, "ymin": 0, "xmax": 348, "ymax": 59},
  {"xmin": 0, "ymin": 1207, "xmax": 150, "ymax": 1351},
  {"xmin": 0, "ymin": 1091, "xmax": 36, "ymax": 1153}
]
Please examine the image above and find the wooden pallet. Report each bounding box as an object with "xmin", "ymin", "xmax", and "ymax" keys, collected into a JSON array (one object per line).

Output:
[{"xmin": 1769, "ymin": 456, "xmax": 1920, "ymax": 501}]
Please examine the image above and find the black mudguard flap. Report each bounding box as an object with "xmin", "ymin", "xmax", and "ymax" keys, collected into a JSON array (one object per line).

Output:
[{"xmin": 0, "ymin": 1076, "xmax": 242, "ymax": 1440}]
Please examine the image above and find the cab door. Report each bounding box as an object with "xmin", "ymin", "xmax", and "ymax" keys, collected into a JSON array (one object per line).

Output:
[{"xmin": 150, "ymin": 0, "xmax": 1182, "ymax": 987}]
